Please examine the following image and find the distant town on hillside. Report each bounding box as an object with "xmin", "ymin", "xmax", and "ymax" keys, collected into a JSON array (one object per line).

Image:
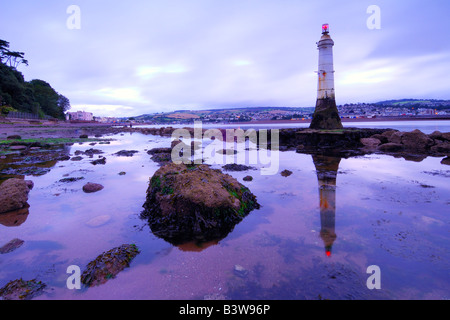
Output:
[{"xmin": 92, "ymin": 99, "xmax": 450, "ymax": 124}]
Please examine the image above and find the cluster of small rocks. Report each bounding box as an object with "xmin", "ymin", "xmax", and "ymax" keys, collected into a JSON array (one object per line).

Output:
[{"xmin": 361, "ymin": 129, "xmax": 450, "ymax": 164}]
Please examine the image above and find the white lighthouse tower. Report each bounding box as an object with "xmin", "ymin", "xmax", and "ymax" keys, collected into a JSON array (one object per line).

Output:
[
  {"xmin": 317, "ymin": 23, "xmax": 335, "ymax": 100},
  {"xmin": 310, "ymin": 24, "xmax": 343, "ymax": 130}
]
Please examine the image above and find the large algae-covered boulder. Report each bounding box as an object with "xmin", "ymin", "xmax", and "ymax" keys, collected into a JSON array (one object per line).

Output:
[
  {"xmin": 0, "ymin": 178, "xmax": 32, "ymax": 214},
  {"xmin": 141, "ymin": 163, "xmax": 260, "ymax": 245}
]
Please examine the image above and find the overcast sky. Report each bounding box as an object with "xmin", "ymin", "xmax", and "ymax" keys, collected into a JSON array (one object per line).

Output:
[{"xmin": 2, "ymin": 0, "xmax": 450, "ymax": 117}]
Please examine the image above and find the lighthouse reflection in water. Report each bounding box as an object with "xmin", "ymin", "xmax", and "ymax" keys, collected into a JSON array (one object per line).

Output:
[{"xmin": 312, "ymin": 155, "xmax": 341, "ymax": 257}]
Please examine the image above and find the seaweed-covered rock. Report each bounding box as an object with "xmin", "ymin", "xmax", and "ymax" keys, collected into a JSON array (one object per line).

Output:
[
  {"xmin": 80, "ymin": 244, "xmax": 140, "ymax": 287},
  {"xmin": 222, "ymin": 163, "xmax": 255, "ymax": 171},
  {"xmin": 0, "ymin": 278, "xmax": 46, "ymax": 300},
  {"xmin": 114, "ymin": 150, "xmax": 139, "ymax": 157},
  {"xmin": 90, "ymin": 157, "xmax": 106, "ymax": 165},
  {"xmin": 141, "ymin": 163, "xmax": 260, "ymax": 245},
  {"xmin": 147, "ymin": 147, "xmax": 172, "ymax": 165}
]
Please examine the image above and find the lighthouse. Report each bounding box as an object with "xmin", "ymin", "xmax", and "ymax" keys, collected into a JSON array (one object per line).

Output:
[{"xmin": 310, "ymin": 24, "xmax": 343, "ymax": 130}]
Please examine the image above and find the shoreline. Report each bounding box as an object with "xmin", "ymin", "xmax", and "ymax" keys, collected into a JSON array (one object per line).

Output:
[
  {"xmin": 236, "ymin": 116, "xmax": 450, "ymax": 125},
  {"xmin": 0, "ymin": 117, "xmax": 449, "ymax": 140}
]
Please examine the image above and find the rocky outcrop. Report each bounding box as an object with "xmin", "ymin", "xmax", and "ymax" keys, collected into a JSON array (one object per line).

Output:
[
  {"xmin": 0, "ymin": 178, "xmax": 33, "ymax": 214},
  {"xmin": 278, "ymin": 128, "xmax": 387, "ymax": 155},
  {"xmin": 0, "ymin": 278, "xmax": 46, "ymax": 300},
  {"xmin": 80, "ymin": 244, "xmax": 140, "ymax": 287},
  {"xmin": 363, "ymin": 129, "xmax": 450, "ymax": 157},
  {"xmin": 141, "ymin": 163, "xmax": 260, "ymax": 245}
]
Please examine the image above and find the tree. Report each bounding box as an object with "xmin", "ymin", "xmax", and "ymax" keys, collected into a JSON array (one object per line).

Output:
[
  {"xmin": 0, "ymin": 39, "xmax": 28, "ymax": 69},
  {"xmin": 0, "ymin": 39, "xmax": 68, "ymax": 119},
  {"xmin": 30, "ymin": 79, "xmax": 59, "ymax": 118},
  {"xmin": 57, "ymin": 94, "xmax": 71, "ymax": 113}
]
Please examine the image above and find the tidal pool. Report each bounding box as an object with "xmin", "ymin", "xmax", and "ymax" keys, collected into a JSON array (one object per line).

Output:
[{"xmin": 0, "ymin": 131, "xmax": 448, "ymax": 300}]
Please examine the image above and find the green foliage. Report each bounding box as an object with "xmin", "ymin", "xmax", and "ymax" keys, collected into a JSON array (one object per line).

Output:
[
  {"xmin": 0, "ymin": 105, "xmax": 17, "ymax": 115},
  {"xmin": 0, "ymin": 39, "xmax": 70, "ymax": 119}
]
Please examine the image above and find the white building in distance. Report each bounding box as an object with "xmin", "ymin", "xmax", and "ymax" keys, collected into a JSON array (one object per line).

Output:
[{"xmin": 66, "ymin": 110, "xmax": 94, "ymax": 121}]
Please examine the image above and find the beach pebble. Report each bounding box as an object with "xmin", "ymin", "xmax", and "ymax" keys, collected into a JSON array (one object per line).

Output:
[
  {"xmin": 281, "ymin": 169, "xmax": 293, "ymax": 177},
  {"xmin": 82, "ymin": 182, "xmax": 104, "ymax": 193},
  {"xmin": 86, "ymin": 215, "xmax": 111, "ymax": 227}
]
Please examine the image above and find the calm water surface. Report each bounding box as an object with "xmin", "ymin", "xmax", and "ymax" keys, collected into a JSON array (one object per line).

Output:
[{"xmin": 0, "ymin": 124, "xmax": 449, "ymax": 300}]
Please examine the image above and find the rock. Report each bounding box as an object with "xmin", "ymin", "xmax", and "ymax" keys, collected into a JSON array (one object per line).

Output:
[
  {"xmin": 82, "ymin": 182, "xmax": 104, "ymax": 193},
  {"xmin": 59, "ymin": 177, "xmax": 84, "ymax": 183},
  {"xmin": 90, "ymin": 157, "xmax": 106, "ymax": 165},
  {"xmin": 0, "ymin": 278, "xmax": 46, "ymax": 300},
  {"xmin": 388, "ymin": 131, "xmax": 404, "ymax": 144},
  {"xmin": 70, "ymin": 156, "xmax": 83, "ymax": 161},
  {"xmin": 150, "ymin": 152, "xmax": 172, "ymax": 165},
  {"xmin": 243, "ymin": 175, "xmax": 253, "ymax": 181},
  {"xmin": 370, "ymin": 134, "xmax": 388, "ymax": 144},
  {"xmin": 79, "ymin": 134, "xmax": 88, "ymax": 139},
  {"xmin": 0, "ymin": 178, "xmax": 31, "ymax": 214},
  {"xmin": 114, "ymin": 150, "xmax": 139, "ymax": 157},
  {"xmin": 430, "ymin": 141, "xmax": 450, "ymax": 155},
  {"xmin": 83, "ymin": 148, "xmax": 104, "ymax": 157},
  {"xmin": 147, "ymin": 147, "xmax": 172, "ymax": 165},
  {"xmin": 58, "ymin": 155, "xmax": 71, "ymax": 161},
  {"xmin": 380, "ymin": 130, "xmax": 398, "ymax": 140},
  {"xmin": 147, "ymin": 147, "xmax": 172, "ymax": 155},
  {"xmin": 80, "ymin": 244, "xmax": 140, "ymax": 287},
  {"xmin": 24, "ymin": 180, "xmax": 34, "ymax": 190},
  {"xmin": 118, "ymin": 171, "xmax": 126, "ymax": 175},
  {"xmin": 222, "ymin": 164, "xmax": 254, "ymax": 171},
  {"xmin": 141, "ymin": 163, "xmax": 260, "ymax": 245},
  {"xmin": 360, "ymin": 137, "xmax": 381, "ymax": 148},
  {"xmin": 280, "ymin": 169, "xmax": 293, "ymax": 177},
  {"xmin": 400, "ymin": 129, "xmax": 433, "ymax": 151},
  {"xmin": 429, "ymin": 131, "xmax": 443, "ymax": 140},
  {"xmin": 86, "ymin": 215, "xmax": 111, "ymax": 227},
  {"xmin": 441, "ymin": 132, "xmax": 450, "ymax": 141},
  {"xmin": 441, "ymin": 157, "xmax": 450, "ymax": 165},
  {"xmin": 0, "ymin": 238, "xmax": 24, "ymax": 254},
  {"xmin": 378, "ymin": 143, "xmax": 403, "ymax": 152},
  {"xmin": 6, "ymin": 135, "xmax": 21, "ymax": 140}
]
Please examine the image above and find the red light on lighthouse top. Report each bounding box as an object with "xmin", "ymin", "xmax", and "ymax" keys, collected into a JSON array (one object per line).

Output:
[{"xmin": 322, "ymin": 23, "xmax": 329, "ymax": 34}]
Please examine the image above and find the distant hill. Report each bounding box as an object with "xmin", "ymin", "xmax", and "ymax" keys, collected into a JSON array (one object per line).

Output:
[
  {"xmin": 375, "ymin": 99, "xmax": 450, "ymax": 106},
  {"xmin": 127, "ymin": 100, "xmax": 450, "ymax": 123}
]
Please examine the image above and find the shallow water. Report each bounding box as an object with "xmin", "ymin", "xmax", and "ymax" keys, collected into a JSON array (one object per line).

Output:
[
  {"xmin": 0, "ymin": 129, "xmax": 449, "ymax": 300},
  {"xmin": 138, "ymin": 119, "xmax": 450, "ymax": 134}
]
